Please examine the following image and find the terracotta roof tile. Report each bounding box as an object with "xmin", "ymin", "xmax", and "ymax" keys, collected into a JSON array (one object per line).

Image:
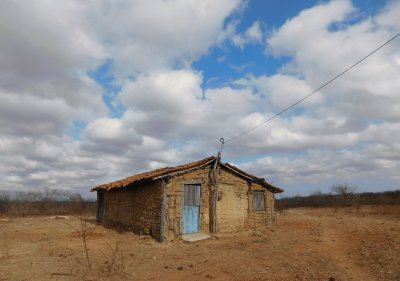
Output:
[
  {"xmin": 91, "ymin": 156, "xmax": 284, "ymax": 193},
  {"xmin": 91, "ymin": 156, "xmax": 215, "ymax": 191}
]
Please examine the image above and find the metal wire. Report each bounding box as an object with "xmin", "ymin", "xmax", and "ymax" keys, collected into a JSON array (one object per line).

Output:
[{"xmin": 223, "ymin": 31, "xmax": 400, "ymax": 144}]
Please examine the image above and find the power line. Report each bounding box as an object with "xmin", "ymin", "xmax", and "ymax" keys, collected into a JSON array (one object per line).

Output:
[{"xmin": 224, "ymin": 31, "xmax": 400, "ymax": 144}]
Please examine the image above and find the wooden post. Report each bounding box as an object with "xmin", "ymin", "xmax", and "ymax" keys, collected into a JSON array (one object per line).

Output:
[
  {"xmin": 209, "ymin": 153, "xmax": 220, "ymax": 233},
  {"xmin": 160, "ymin": 179, "xmax": 167, "ymax": 242}
]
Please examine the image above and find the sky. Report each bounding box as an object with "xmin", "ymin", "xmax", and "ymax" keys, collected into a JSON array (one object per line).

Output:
[{"xmin": 1, "ymin": 0, "xmax": 400, "ymax": 198}]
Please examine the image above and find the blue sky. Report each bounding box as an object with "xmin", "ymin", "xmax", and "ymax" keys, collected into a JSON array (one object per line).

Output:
[{"xmin": 1, "ymin": 0, "xmax": 399, "ymax": 197}]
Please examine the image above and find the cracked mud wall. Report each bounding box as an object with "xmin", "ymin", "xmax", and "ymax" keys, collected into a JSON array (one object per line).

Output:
[{"xmin": 103, "ymin": 181, "xmax": 163, "ymax": 240}]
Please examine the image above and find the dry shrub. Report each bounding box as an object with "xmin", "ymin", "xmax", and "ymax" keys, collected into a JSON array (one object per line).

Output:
[
  {"xmin": 276, "ymin": 194, "xmax": 288, "ymax": 215},
  {"xmin": 79, "ymin": 217, "xmax": 93, "ymax": 270},
  {"xmin": 1, "ymin": 233, "xmax": 10, "ymax": 258},
  {"xmin": 331, "ymin": 184, "xmax": 358, "ymax": 207},
  {"xmin": 66, "ymin": 216, "xmax": 97, "ymax": 271},
  {"xmin": 67, "ymin": 216, "xmax": 125, "ymax": 276},
  {"xmin": 276, "ymin": 189, "xmax": 400, "ymax": 210},
  {"xmin": 0, "ymin": 189, "xmax": 96, "ymax": 217},
  {"xmin": 100, "ymin": 239, "xmax": 126, "ymax": 276},
  {"xmin": 359, "ymin": 205, "xmax": 400, "ymax": 216},
  {"xmin": 0, "ymin": 192, "xmax": 10, "ymax": 214}
]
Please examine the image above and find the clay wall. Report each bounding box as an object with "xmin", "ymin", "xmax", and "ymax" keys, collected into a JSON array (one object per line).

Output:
[
  {"xmin": 103, "ymin": 181, "xmax": 163, "ymax": 240},
  {"xmin": 162, "ymin": 165, "xmax": 277, "ymax": 240},
  {"xmin": 216, "ymin": 168, "xmax": 250, "ymax": 232},
  {"xmin": 101, "ymin": 163, "xmax": 277, "ymax": 242},
  {"xmin": 248, "ymin": 182, "xmax": 276, "ymax": 230},
  {"xmin": 162, "ymin": 166, "xmax": 212, "ymax": 241}
]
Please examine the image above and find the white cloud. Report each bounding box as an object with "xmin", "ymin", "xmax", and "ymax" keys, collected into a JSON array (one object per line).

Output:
[
  {"xmin": 230, "ymin": 20, "xmax": 264, "ymax": 49},
  {"xmin": 1, "ymin": 0, "xmax": 400, "ymax": 196},
  {"xmin": 85, "ymin": 118, "xmax": 126, "ymax": 142},
  {"xmin": 245, "ymin": 21, "xmax": 263, "ymax": 42},
  {"xmin": 86, "ymin": 0, "xmax": 242, "ymax": 77},
  {"xmin": 265, "ymin": 0, "xmax": 400, "ymax": 124},
  {"xmin": 236, "ymin": 140, "xmax": 400, "ymax": 195},
  {"xmin": 226, "ymin": 0, "xmax": 400, "ymax": 192},
  {"xmin": 236, "ymin": 74, "xmax": 321, "ymax": 111},
  {"xmin": 0, "ymin": 0, "xmax": 244, "ymax": 193},
  {"xmin": 0, "ymin": 0, "xmax": 107, "ymax": 138}
]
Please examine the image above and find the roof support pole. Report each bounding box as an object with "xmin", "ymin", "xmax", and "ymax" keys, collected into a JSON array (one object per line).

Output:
[
  {"xmin": 160, "ymin": 179, "xmax": 168, "ymax": 242},
  {"xmin": 209, "ymin": 152, "xmax": 221, "ymax": 234}
]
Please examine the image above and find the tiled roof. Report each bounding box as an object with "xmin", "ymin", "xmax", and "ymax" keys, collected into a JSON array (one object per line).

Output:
[
  {"xmin": 91, "ymin": 156, "xmax": 283, "ymax": 193},
  {"xmin": 91, "ymin": 156, "xmax": 215, "ymax": 191}
]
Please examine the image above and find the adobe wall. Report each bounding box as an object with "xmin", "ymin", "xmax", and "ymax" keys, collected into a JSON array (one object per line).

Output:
[
  {"xmin": 248, "ymin": 182, "xmax": 276, "ymax": 231},
  {"xmin": 162, "ymin": 165, "xmax": 277, "ymax": 241},
  {"xmin": 216, "ymin": 168, "xmax": 276, "ymax": 232},
  {"xmin": 162, "ymin": 165, "xmax": 213, "ymax": 241},
  {"xmin": 217, "ymin": 168, "xmax": 250, "ymax": 232},
  {"xmin": 103, "ymin": 181, "xmax": 163, "ymax": 240}
]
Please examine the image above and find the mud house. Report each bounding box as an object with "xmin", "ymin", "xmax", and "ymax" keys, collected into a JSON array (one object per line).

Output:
[{"xmin": 91, "ymin": 156, "xmax": 283, "ymax": 241}]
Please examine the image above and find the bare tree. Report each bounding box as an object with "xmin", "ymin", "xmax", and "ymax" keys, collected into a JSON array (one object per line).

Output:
[
  {"xmin": 331, "ymin": 184, "xmax": 357, "ymax": 207},
  {"xmin": 0, "ymin": 191, "xmax": 10, "ymax": 214}
]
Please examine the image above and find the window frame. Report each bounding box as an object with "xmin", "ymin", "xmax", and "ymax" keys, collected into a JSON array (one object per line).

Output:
[{"xmin": 253, "ymin": 190, "xmax": 266, "ymax": 212}]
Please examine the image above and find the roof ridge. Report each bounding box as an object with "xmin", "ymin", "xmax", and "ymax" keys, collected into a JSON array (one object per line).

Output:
[
  {"xmin": 220, "ymin": 162, "xmax": 283, "ymax": 193},
  {"xmin": 91, "ymin": 156, "xmax": 216, "ymax": 191},
  {"xmin": 91, "ymin": 155, "xmax": 283, "ymax": 193}
]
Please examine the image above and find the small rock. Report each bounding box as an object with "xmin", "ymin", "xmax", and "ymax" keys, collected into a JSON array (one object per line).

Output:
[
  {"xmin": 164, "ymin": 266, "xmax": 168, "ymax": 269},
  {"xmin": 54, "ymin": 216, "xmax": 70, "ymax": 220},
  {"xmin": 177, "ymin": 266, "xmax": 183, "ymax": 271},
  {"xmin": 328, "ymin": 277, "xmax": 336, "ymax": 281},
  {"xmin": 189, "ymin": 264, "xmax": 193, "ymax": 268},
  {"xmin": 153, "ymin": 256, "xmax": 157, "ymax": 260}
]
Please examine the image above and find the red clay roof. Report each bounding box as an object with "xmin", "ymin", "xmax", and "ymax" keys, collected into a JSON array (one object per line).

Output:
[
  {"xmin": 91, "ymin": 156, "xmax": 283, "ymax": 193},
  {"xmin": 91, "ymin": 156, "xmax": 215, "ymax": 191}
]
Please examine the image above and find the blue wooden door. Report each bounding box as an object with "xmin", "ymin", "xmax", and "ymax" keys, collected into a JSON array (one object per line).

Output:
[{"xmin": 183, "ymin": 184, "xmax": 201, "ymax": 234}]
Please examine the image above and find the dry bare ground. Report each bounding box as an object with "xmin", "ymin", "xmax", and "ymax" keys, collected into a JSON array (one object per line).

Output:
[{"xmin": 0, "ymin": 205, "xmax": 399, "ymax": 281}]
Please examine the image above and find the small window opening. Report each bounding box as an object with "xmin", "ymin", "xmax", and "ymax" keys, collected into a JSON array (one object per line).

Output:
[{"xmin": 253, "ymin": 190, "xmax": 266, "ymax": 211}]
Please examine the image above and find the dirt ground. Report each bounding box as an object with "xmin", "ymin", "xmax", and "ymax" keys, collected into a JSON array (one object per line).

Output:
[{"xmin": 0, "ymin": 205, "xmax": 399, "ymax": 281}]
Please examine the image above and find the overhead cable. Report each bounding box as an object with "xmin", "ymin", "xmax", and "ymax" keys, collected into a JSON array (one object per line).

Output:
[{"xmin": 224, "ymin": 31, "xmax": 400, "ymax": 144}]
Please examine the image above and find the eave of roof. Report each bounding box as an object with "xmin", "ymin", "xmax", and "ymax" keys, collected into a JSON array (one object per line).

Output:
[
  {"xmin": 91, "ymin": 156, "xmax": 216, "ymax": 192},
  {"xmin": 221, "ymin": 163, "xmax": 284, "ymax": 193},
  {"xmin": 91, "ymin": 156, "xmax": 284, "ymax": 193}
]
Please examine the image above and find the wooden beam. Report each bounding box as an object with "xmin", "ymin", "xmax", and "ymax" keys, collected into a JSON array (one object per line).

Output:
[
  {"xmin": 152, "ymin": 160, "xmax": 214, "ymax": 180},
  {"xmin": 220, "ymin": 163, "xmax": 254, "ymax": 180},
  {"xmin": 159, "ymin": 179, "xmax": 167, "ymax": 242},
  {"xmin": 209, "ymin": 153, "xmax": 220, "ymax": 233}
]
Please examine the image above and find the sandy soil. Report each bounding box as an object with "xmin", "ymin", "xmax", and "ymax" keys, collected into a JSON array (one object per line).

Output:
[{"xmin": 0, "ymin": 205, "xmax": 399, "ymax": 281}]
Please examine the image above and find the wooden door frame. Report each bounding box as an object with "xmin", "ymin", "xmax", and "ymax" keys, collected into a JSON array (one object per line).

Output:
[{"xmin": 181, "ymin": 183, "xmax": 202, "ymax": 234}]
